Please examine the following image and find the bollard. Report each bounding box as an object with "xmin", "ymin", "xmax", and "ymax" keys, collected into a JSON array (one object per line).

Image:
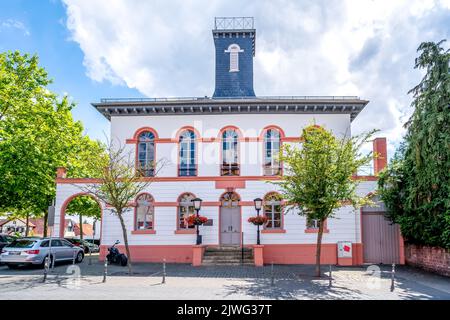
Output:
[
  {"xmin": 270, "ymin": 262, "xmax": 274, "ymax": 286},
  {"xmin": 390, "ymin": 263, "xmax": 395, "ymax": 292},
  {"xmin": 329, "ymin": 265, "xmax": 332, "ymax": 288},
  {"xmin": 162, "ymin": 259, "xmax": 166, "ymax": 284},
  {"xmin": 88, "ymin": 249, "xmax": 92, "ymax": 265},
  {"xmin": 72, "ymin": 250, "xmax": 76, "ymax": 265},
  {"xmin": 43, "ymin": 256, "xmax": 49, "ymax": 283},
  {"xmin": 102, "ymin": 258, "xmax": 108, "ymax": 283}
]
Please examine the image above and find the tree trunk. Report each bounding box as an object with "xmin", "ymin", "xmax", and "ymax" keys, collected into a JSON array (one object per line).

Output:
[
  {"xmin": 79, "ymin": 213, "xmax": 83, "ymax": 240},
  {"xmin": 117, "ymin": 211, "xmax": 132, "ymax": 275},
  {"xmin": 315, "ymin": 220, "xmax": 325, "ymax": 277},
  {"xmin": 43, "ymin": 211, "xmax": 48, "ymax": 237},
  {"xmin": 25, "ymin": 212, "xmax": 30, "ymax": 237}
]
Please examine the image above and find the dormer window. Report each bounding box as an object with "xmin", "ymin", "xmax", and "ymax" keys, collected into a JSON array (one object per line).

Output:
[{"xmin": 225, "ymin": 44, "xmax": 244, "ymax": 72}]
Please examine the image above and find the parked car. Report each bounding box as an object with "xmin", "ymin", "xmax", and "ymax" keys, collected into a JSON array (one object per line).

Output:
[
  {"xmin": 65, "ymin": 238, "xmax": 100, "ymax": 254},
  {"xmin": 0, "ymin": 237, "xmax": 84, "ymax": 269},
  {"xmin": 0, "ymin": 234, "xmax": 16, "ymax": 251}
]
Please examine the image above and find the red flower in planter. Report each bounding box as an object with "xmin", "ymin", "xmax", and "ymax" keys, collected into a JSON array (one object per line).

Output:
[
  {"xmin": 248, "ymin": 215, "xmax": 268, "ymax": 226},
  {"xmin": 186, "ymin": 215, "xmax": 208, "ymax": 226}
]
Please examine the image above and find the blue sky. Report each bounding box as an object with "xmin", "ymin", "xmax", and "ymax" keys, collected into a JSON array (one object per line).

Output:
[
  {"xmin": 0, "ymin": 0, "xmax": 144, "ymax": 140},
  {"xmin": 1, "ymin": 0, "xmax": 449, "ymax": 155}
]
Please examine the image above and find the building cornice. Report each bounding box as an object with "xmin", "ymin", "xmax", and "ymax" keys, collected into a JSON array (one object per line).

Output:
[{"xmin": 92, "ymin": 96, "xmax": 369, "ymax": 122}]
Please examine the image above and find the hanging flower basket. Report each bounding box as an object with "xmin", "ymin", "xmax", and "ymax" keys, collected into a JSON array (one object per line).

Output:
[
  {"xmin": 248, "ymin": 216, "xmax": 268, "ymax": 226},
  {"xmin": 186, "ymin": 215, "xmax": 208, "ymax": 226}
]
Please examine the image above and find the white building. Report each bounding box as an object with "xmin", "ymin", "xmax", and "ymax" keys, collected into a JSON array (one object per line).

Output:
[{"xmin": 53, "ymin": 17, "xmax": 404, "ymax": 266}]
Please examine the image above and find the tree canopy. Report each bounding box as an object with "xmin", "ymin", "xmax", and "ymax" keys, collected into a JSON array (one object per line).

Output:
[
  {"xmin": 0, "ymin": 51, "xmax": 106, "ymax": 228},
  {"xmin": 273, "ymin": 125, "xmax": 374, "ymax": 276},
  {"xmin": 378, "ymin": 40, "xmax": 450, "ymax": 248}
]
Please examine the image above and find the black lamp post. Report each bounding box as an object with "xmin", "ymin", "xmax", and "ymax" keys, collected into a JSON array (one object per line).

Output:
[
  {"xmin": 193, "ymin": 198, "xmax": 203, "ymax": 245},
  {"xmin": 254, "ymin": 198, "xmax": 263, "ymax": 245}
]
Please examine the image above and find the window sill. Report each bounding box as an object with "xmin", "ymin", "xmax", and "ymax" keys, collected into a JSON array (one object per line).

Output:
[
  {"xmin": 262, "ymin": 229, "xmax": 286, "ymax": 234},
  {"xmin": 131, "ymin": 230, "xmax": 156, "ymax": 235},
  {"xmin": 174, "ymin": 229, "xmax": 196, "ymax": 234},
  {"xmin": 304, "ymin": 228, "xmax": 329, "ymax": 234}
]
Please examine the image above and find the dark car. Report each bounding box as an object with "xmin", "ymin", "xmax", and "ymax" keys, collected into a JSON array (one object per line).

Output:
[
  {"xmin": 65, "ymin": 238, "xmax": 99, "ymax": 254},
  {"xmin": 0, "ymin": 234, "xmax": 16, "ymax": 251}
]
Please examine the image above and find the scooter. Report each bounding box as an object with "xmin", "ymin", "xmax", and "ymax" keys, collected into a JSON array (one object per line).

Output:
[{"xmin": 106, "ymin": 240, "xmax": 128, "ymax": 266}]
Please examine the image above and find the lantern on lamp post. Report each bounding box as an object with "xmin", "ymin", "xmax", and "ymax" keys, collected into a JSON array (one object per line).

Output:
[
  {"xmin": 254, "ymin": 198, "xmax": 263, "ymax": 245},
  {"xmin": 193, "ymin": 198, "xmax": 203, "ymax": 245}
]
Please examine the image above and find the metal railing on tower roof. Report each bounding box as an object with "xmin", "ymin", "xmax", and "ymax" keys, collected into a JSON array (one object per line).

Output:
[{"xmin": 214, "ymin": 17, "xmax": 254, "ymax": 30}]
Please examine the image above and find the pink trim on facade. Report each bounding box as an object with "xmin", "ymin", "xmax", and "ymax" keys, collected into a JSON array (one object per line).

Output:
[
  {"xmin": 304, "ymin": 219, "xmax": 330, "ymax": 234},
  {"xmin": 59, "ymin": 193, "xmax": 102, "ymax": 238},
  {"xmin": 131, "ymin": 230, "xmax": 156, "ymax": 235},
  {"xmin": 261, "ymin": 244, "xmax": 339, "ymax": 265},
  {"xmin": 99, "ymin": 245, "xmax": 194, "ymax": 263},
  {"xmin": 56, "ymin": 175, "xmax": 377, "ymax": 184}
]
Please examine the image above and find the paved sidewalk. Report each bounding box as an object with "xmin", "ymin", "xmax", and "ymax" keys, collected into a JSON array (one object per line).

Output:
[{"xmin": 0, "ymin": 256, "xmax": 448, "ymax": 300}]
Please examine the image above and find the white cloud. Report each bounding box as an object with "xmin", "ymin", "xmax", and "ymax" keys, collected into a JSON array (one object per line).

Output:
[
  {"xmin": 62, "ymin": 0, "xmax": 450, "ymax": 155},
  {"xmin": 0, "ymin": 19, "xmax": 30, "ymax": 36}
]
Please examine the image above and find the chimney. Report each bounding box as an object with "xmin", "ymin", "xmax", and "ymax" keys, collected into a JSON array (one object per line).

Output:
[
  {"xmin": 373, "ymin": 138, "xmax": 387, "ymax": 174},
  {"xmin": 56, "ymin": 167, "xmax": 67, "ymax": 178},
  {"xmin": 212, "ymin": 17, "xmax": 256, "ymax": 98}
]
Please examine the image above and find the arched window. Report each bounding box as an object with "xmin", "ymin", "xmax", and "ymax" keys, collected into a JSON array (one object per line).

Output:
[
  {"xmin": 264, "ymin": 193, "xmax": 282, "ymax": 229},
  {"xmin": 263, "ymin": 129, "xmax": 281, "ymax": 176},
  {"xmin": 221, "ymin": 129, "xmax": 240, "ymax": 176},
  {"xmin": 178, "ymin": 193, "xmax": 196, "ymax": 229},
  {"xmin": 179, "ymin": 130, "xmax": 197, "ymax": 176},
  {"xmin": 137, "ymin": 131, "xmax": 155, "ymax": 177},
  {"xmin": 135, "ymin": 194, "xmax": 154, "ymax": 230},
  {"xmin": 225, "ymin": 44, "xmax": 244, "ymax": 72}
]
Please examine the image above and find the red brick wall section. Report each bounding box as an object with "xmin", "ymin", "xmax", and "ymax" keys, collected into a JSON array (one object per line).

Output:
[{"xmin": 405, "ymin": 243, "xmax": 450, "ymax": 277}]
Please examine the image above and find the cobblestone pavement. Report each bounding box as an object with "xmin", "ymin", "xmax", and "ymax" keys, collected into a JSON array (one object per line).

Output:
[{"xmin": 0, "ymin": 255, "xmax": 448, "ymax": 300}]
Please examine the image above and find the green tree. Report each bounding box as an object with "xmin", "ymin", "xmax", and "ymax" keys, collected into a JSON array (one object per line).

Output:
[
  {"xmin": 273, "ymin": 125, "xmax": 374, "ymax": 276},
  {"xmin": 66, "ymin": 196, "xmax": 101, "ymax": 240},
  {"xmin": 378, "ymin": 40, "xmax": 450, "ymax": 248},
  {"xmin": 80, "ymin": 142, "xmax": 165, "ymax": 274},
  {"xmin": 0, "ymin": 51, "xmax": 106, "ymax": 235}
]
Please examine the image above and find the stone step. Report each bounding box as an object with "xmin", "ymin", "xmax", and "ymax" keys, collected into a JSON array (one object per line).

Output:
[
  {"xmin": 202, "ymin": 259, "xmax": 254, "ymax": 265},
  {"xmin": 202, "ymin": 246, "xmax": 254, "ymax": 266},
  {"xmin": 202, "ymin": 255, "xmax": 253, "ymax": 261},
  {"xmin": 202, "ymin": 261, "xmax": 254, "ymax": 266},
  {"xmin": 205, "ymin": 246, "xmax": 252, "ymax": 251},
  {"xmin": 203, "ymin": 251, "xmax": 253, "ymax": 257}
]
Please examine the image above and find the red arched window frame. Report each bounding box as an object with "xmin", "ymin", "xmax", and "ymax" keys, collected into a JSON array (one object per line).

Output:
[
  {"xmin": 135, "ymin": 128, "xmax": 158, "ymax": 177},
  {"xmin": 177, "ymin": 193, "xmax": 196, "ymax": 230},
  {"xmin": 261, "ymin": 126, "xmax": 284, "ymax": 176},
  {"xmin": 218, "ymin": 126, "xmax": 243, "ymax": 176},
  {"xmin": 176, "ymin": 127, "xmax": 198, "ymax": 177},
  {"xmin": 134, "ymin": 193, "xmax": 155, "ymax": 231},
  {"xmin": 262, "ymin": 192, "xmax": 283, "ymax": 230}
]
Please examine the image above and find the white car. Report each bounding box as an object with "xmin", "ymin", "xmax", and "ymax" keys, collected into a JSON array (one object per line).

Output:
[{"xmin": 0, "ymin": 237, "xmax": 84, "ymax": 269}]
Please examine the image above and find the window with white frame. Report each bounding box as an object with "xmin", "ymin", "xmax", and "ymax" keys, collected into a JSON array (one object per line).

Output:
[
  {"xmin": 137, "ymin": 131, "xmax": 155, "ymax": 177},
  {"xmin": 264, "ymin": 193, "xmax": 282, "ymax": 229},
  {"xmin": 178, "ymin": 193, "xmax": 196, "ymax": 229},
  {"xmin": 225, "ymin": 44, "xmax": 244, "ymax": 72},
  {"xmin": 179, "ymin": 130, "xmax": 197, "ymax": 176},
  {"xmin": 306, "ymin": 217, "xmax": 321, "ymax": 229},
  {"xmin": 221, "ymin": 129, "xmax": 240, "ymax": 176},
  {"xmin": 135, "ymin": 194, "xmax": 154, "ymax": 230},
  {"xmin": 263, "ymin": 129, "xmax": 281, "ymax": 176}
]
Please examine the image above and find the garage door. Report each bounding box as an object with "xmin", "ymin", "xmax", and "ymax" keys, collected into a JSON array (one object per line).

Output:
[{"xmin": 362, "ymin": 211, "xmax": 400, "ymax": 264}]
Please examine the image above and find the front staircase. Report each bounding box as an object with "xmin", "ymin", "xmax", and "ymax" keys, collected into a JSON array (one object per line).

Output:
[{"xmin": 202, "ymin": 246, "xmax": 254, "ymax": 266}]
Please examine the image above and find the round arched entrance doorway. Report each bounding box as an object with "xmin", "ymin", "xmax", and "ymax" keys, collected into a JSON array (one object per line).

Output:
[{"xmin": 219, "ymin": 191, "xmax": 241, "ymax": 246}]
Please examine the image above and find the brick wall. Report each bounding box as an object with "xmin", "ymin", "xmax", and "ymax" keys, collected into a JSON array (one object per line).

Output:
[{"xmin": 405, "ymin": 243, "xmax": 450, "ymax": 277}]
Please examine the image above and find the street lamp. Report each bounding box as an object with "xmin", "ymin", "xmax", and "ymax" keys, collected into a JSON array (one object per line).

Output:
[
  {"xmin": 254, "ymin": 198, "xmax": 263, "ymax": 245},
  {"xmin": 192, "ymin": 198, "xmax": 203, "ymax": 245}
]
